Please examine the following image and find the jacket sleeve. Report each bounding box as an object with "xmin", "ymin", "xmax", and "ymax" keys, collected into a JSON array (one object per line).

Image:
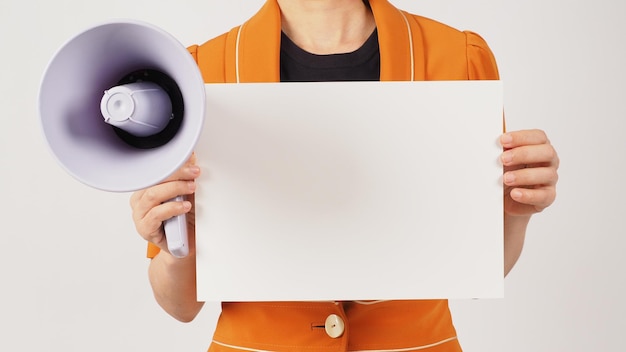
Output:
[
  {"xmin": 464, "ymin": 31, "xmax": 500, "ymax": 80},
  {"xmin": 147, "ymin": 242, "xmax": 160, "ymax": 258}
]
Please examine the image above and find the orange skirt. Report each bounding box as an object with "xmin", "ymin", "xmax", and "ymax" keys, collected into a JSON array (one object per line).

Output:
[{"xmin": 208, "ymin": 300, "xmax": 462, "ymax": 352}]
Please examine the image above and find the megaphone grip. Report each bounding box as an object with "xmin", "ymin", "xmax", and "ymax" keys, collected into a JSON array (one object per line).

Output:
[{"xmin": 164, "ymin": 195, "xmax": 189, "ymax": 258}]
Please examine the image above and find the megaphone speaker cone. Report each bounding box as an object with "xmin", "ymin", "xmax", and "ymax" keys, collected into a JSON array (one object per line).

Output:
[{"xmin": 38, "ymin": 20, "xmax": 205, "ymax": 192}]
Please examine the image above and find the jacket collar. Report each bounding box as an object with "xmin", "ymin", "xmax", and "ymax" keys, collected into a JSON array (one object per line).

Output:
[{"xmin": 232, "ymin": 0, "xmax": 424, "ymax": 82}]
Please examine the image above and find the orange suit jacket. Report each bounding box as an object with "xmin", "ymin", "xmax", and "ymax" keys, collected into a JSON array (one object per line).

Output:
[{"xmin": 148, "ymin": 0, "xmax": 500, "ymax": 351}]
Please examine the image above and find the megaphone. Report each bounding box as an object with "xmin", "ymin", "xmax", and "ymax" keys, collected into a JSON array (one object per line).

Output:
[{"xmin": 38, "ymin": 20, "xmax": 206, "ymax": 258}]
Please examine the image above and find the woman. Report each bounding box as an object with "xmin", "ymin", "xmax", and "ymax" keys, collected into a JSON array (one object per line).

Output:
[{"xmin": 130, "ymin": 0, "xmax": 559, "ymax": 351}]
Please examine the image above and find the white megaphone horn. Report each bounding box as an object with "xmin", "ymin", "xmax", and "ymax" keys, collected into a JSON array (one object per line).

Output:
[{"xmin": 38, "ymin": 20, "xmax": 206, "ymax": 258}]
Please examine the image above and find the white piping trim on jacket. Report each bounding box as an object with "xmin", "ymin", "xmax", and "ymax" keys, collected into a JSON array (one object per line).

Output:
[
  {"xmin": 212, "ymin": 340, "xmax": 275, "ymax": 352},
  {"xmin": 397, "ymin": 10, "xmax": 415, "ymax": 81},
  {"xmin": 352, "ymin": 300, "xmax": 390, "ymax": 305},
  {"xmin": 350, "ymin": 337, "xmax": 459, "ymax": 352},
  {"xmin": 235, "ymin": 23, "xmax": 245, "ymax": 83},
  {"xmin": 212, "ymin": 336, "xmax": 458, "ymax": 352}
]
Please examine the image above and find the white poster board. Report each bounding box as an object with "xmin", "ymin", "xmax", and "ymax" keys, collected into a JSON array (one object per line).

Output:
[{"xmin": 195, "ymin": 81, "xmax": 503, "ymax": 302}]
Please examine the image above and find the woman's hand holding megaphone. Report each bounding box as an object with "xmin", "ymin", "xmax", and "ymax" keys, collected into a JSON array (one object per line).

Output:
[
  {"xmin": 130, "ymin": 154, "xmax": 200, "ymax": 257},
  {"xmin": 130, "ymin": 154, "xmax": 205, "ymax": 321}
]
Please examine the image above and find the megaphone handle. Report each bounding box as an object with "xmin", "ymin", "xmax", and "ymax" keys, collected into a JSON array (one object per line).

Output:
[{"xmin": 164, "ymin": 195, "xmax": 189, "ymax": 258}]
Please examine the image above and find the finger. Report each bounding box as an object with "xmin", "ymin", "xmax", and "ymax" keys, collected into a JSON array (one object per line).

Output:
[
  {"xmin": 129, "ymin": 156, "xmax": 199, "ymax": 244},
  {"xmin": 503, "ymin": 166, "xmax": 559, "ymax": 188},
  {"xmin": 165, "ymin": 162, "xmax": 201, "ymax": 182},
  {"xmin": 500, "ymin": 129, "xmax": 549, "ymax": 149},
  {"xmin": 138, "ymin": 200, "xmax": 192, "ymax": 242},
  {"xmin": 130, "ymin": 157, "xmax": 200, "ymax": 216},
  {"xmin": 508, "ymin": 186, "xmax": 557, "ymax": 211},
  {"xmin": 501, "ymin": 143, "xmax": 558, "ymax": 168},
  {"xmin": 132, "ymin": 180, "xmax": 196, "ymax": 220}
]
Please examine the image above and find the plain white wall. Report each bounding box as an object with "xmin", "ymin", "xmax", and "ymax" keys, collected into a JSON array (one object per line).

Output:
[{"xmin": 1, "ymin": 0, "xmax": 624, "ymax": 351}]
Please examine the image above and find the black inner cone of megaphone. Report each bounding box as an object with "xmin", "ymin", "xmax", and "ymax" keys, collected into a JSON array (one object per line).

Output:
[{"xmin": 111, "ymin": 69, "xmax": 184, "ymax": 149}]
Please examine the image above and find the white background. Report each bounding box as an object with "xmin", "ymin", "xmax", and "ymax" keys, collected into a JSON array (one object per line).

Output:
[{"xmin": 1, "ymin": 0, "xmax": 624, "ymax": 351}]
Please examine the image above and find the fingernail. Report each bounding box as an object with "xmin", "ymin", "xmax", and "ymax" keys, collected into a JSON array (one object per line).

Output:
[
  {"xmin": 188, "ymin": 166, "xmax": 200, "ymax": 174},
  {"xmin": 510, "ymin": 189, "xmax": 523, "ymax": 200},
  {"xmin": 501, "ymin": 133, "xmax": 513, "ymax": 146},
  {"xmin": 501, "ymin": 151, "xmax": 513, "ymax": 165},
  {"xmin": 183, "ymin": 201, "xmax": 192, "ymax": 211},
  {"xmin": 504, "ymin": 172, "xmax": 516, "ymax": 184},
  {"xmin": 188, "ymin": 181, "xmax": 196, "ymax": 191}
]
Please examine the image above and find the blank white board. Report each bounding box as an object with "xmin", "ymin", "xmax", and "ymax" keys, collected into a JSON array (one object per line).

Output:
[{"xmin": 195, "ymin": 81, "xmax": 503, "ymax": 302}]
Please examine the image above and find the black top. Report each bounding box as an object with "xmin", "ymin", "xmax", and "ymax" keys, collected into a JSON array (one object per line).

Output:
[{"xmin": 280, "ymin": 29, "xmax": 380, "ymax": 82}]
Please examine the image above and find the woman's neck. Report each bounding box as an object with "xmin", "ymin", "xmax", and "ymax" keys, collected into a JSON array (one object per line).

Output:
[{"xmin": 277, "ymin": 0, "xmax": 376, "ymax": 55}]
